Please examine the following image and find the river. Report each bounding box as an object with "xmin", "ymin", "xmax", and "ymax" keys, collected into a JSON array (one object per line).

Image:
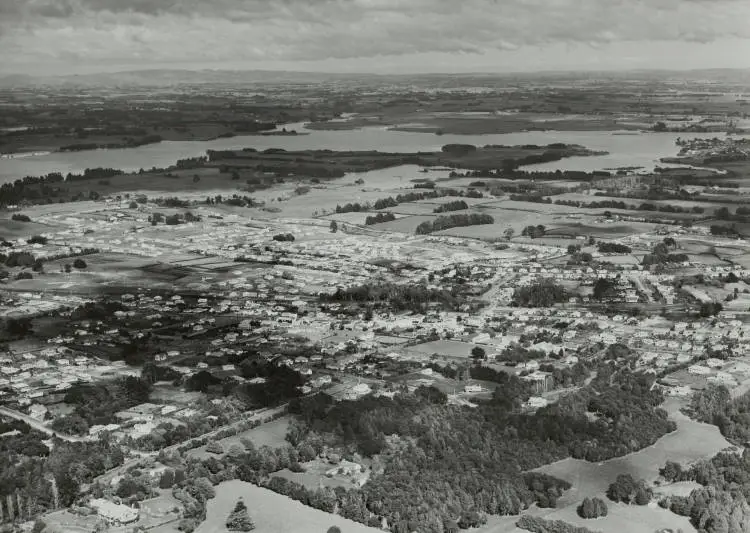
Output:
[{"xmin": 0, "ymin": 122, "xmax": 743, "ymax": 185}]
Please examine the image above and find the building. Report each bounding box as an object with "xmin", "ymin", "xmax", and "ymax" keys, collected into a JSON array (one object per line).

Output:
[{"xmin": 89, "ymin": 499, "xmax": 139, "ymax": 525}]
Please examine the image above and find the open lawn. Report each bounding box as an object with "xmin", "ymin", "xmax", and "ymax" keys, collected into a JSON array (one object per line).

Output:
[{"xmin": 196, "ymin": 480, "xmax": 381, "ymax": 533}]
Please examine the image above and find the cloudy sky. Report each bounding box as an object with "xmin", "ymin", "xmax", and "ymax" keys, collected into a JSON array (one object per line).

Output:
[{"xmin": 1, "ymin": 0, "xmax": 750, "ymax": 75}]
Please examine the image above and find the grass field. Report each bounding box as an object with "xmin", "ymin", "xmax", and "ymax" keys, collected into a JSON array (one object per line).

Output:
[
  {"xmin": 370, "ymin": 214, "xmax": 436, "ymax": 233},
  {"xmin": 545, "ymin": 221, "xmax": 659, "ymax": 239},
  {"xmin": 407, "ymin": 339, "xmax": 477, "ymax": 358},
  {"xmin": 196, "ymin": 480, "xmax": 381, "ymax": 533},
  {"xmin": 476, "ymin": 501, "xmax": 697, "ymax": 533},
  {"xmin": 553, "ymin": 192, "xmax": 740, "ymax": 212}
]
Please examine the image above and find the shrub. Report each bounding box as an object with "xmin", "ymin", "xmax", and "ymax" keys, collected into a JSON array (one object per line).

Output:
[{"xmin": 73, "ymin": 258, "xmax": 88, "ymax": 269}]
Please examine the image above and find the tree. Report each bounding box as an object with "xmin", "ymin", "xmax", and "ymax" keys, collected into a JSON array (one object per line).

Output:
[
  {"xmin": 159, "ymin": 469, "xmax": 175, "ymax": 489},
  {"xmin": 699, "ymin": 302, "xmax": 723, "ymax": 317},
  {"xmin": 577, "ymin": 497, "xmax": 608, "ymax": 518},
  {"xmin": 330, "ymin": 220, "xmax": 338, "ymax": 233},
  {"xmin": 504, "ymin": 228, "xmax": 514, "ymax": 241},
  {"xmin": 178, "ymin": 518, "xmax": 197, "ymax": 533},
  {"xmin": 73, "ymin": 258, "xmax": 87, "ymax": 269},
  {"xmin": 327, "ymin": 527, "xmax": 342, "ymax": 533},
  {"xmin": 660, "ymin": 461, "xmax": 684, "ymax": 482},
  {"xmin": 607, "ymin": 474, "xmax": 651, "ymax": 505},
  {"xmin": 205, "ymin": 441, "xmax": 224, "ymax": 455},
  {"xmin": 634, "ymin": 487, "xmax": 650, "ymax": 505},
  {"xmin": 470, "ymin": 346, "xmax": 486, "ymax": 360},
  {"xmin": 226, "ymin": 499, "xmax": 255, "ymax": 531}
]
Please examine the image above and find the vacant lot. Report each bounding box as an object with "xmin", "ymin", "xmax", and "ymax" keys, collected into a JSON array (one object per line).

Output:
[{"xmin": 196, "ymin": 480, "xmax": 381, "ymax": 533}]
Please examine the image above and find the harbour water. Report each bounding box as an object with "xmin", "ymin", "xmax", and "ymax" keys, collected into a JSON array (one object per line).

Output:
[{"xmin": 0, "ymin": 123, "xmax": 743, "ymax": 185}]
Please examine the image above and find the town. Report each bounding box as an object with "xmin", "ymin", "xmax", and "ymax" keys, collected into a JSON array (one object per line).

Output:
[{"xmin": 1, "ymin": 64, "xmax": 750, "ymax": 533}]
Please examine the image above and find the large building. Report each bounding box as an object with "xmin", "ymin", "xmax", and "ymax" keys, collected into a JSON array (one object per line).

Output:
[{"xmin": 89, "ymin": 499, "xmax": 139, "ymax": 525}]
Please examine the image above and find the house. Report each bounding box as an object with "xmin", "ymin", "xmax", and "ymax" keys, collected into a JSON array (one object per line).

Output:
[
  {"xmin": 525, "ymin": 396, "xmax": 549, "ymax": 409},
  {"xmin": 89, "ymin": 499, "xmax": 139, "ymax": 525}
]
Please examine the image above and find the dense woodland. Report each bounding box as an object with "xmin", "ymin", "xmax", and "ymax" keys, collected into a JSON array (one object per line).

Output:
[
  {"xmin": 322, "ymin": 282, "xmax": 465, "ymax": 312},
  {"xmin": 512, "ymin": 280, "xmax": 569, "ymax": 307},
  {"xmin": 659, "ymin": 450, "xmax": 750, "ymax": 533},
  {"xmin": 516, "ymin": 516, "xmax": 600, "ymax": 533},
  {"xmin": 0, "ymin": 421, "xmax": 124, "ymax": 522},
  {"xmin": 689, "ymin": 384, "xmax": 750, "ymax": 443}
]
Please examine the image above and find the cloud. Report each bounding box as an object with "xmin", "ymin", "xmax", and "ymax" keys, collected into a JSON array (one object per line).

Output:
[{"xmin": 1, "ymin": 0, "xmax": 749, "ymax": 72}]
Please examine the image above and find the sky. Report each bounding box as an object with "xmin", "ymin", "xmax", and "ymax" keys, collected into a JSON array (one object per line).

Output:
[{"xmin": 1, "ymin": 0, "xmax": 750, "ymax": 76}]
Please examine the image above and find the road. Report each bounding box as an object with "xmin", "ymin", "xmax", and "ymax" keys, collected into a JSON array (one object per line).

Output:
[
  {"xmin": 0, "ymin": 406, "xmax": 92, "ymax": 443},
  {"xmin": 91, "ymin": 403, "xmax": 288, "ymax": 486}
]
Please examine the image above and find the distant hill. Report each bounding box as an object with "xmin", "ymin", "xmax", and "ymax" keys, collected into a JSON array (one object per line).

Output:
[{"xmin": 1, "ymin": 67, "xmax": 749, "ymax": 89}]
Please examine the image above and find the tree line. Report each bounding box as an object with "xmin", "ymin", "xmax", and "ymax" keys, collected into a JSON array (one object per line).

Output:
[{"xmin": 415, "ymin": 213, "xmax": 494, "ymax": 235}]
